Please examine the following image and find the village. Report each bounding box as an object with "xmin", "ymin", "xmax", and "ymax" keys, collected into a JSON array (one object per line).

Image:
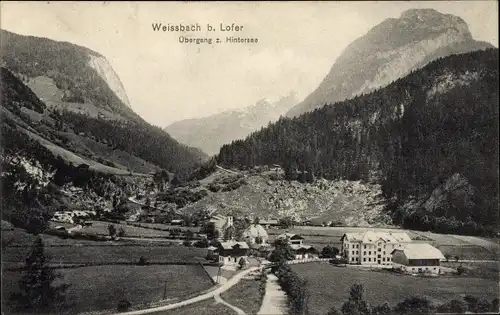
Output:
[{"xmin": 23, "ymin": 167, "xmax": 495, "ymax": 315}]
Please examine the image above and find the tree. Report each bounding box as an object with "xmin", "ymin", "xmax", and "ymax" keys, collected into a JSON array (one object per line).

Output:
[
  {"xmin": 476, "ymin": 299, "xmax": 491, "ymax": 313},
  {"xmin": 454, "ymin": 255, "xmax": 460, "ymax": 262},
  {"xmin": 202, "ymin": 222, "xmax": 219, "ymax": 240},
  {"xmin": 255, "ymin": 236, "xmax": 263, "ymax": 245},
  {"xmin": 108, "ymin": 224, "xmax": 117, "ymax": 237},
  {"xmin": 326, "ymin": 306, "xmax": 342, "ymax": 315},
  {"xmin": 10, "ymin": 237, "xmax": 69, "ymax": 313},
  {"xmin": 117, "ymin": 227, "xmax": 126, "ymax": 237},
  {"xmin": 238, "ymin": 257, "xmax": 247, "ymax": 269},
  {"xmin": 183, "ymin": 240, "xmax": 192, "ymax": 247},
  {"xmin": 253, "ymin": 216, "xmax": 260, "ymax": 225},
  {"xmin": 321, "ymin": 245, "xmax": 340, "ymax": 258},
  {"xmin": 117, "ymin": 299, "xmax": 131, "ymax": 312},
  {"xmin": 444, "ymin": 254, "xmax": 451, "ymax": 262},
  {"xmin": 372, "ymin": 302, "xmax": 392, "ymax": 315},
  {"xmin": 185, "ymin": 230, "xmax": 194, "ymax": 240},
  {"xmin": 437, "ymin": 299, "xmax": 466, "ymax": 314},
  {"xmin": 269, "ymin": 238, "xmax": 294, "ymax": 265},
  {"xmin": 279, "ymin": 216, "xmax": 294, "ymax": 229},
  {"xmin": 394, "ymin": 296, "xmax": 434, "ymax": 315},
  {"xmin": 341, "ymin": 283, "xmax": 371, "ymax": 315},
  {"xmin": 137, "ymin": 256, "xmax": 148, "ymax": 266},
  {"xmin": 194, "ymin": 238, "xmax": 209, "ymax": 248},
  {"xmin": 491, "ymin": 298, "xmax": 499, "ymax": 313},
  {"xmin": 463, "ymin": 295, "xmax": 478, "ymax": 313}
]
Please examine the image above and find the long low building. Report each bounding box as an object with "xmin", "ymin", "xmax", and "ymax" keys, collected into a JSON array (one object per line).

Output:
[{"xmin": 391, "ymin": 243, "xmax": 446, "ymax": 275}]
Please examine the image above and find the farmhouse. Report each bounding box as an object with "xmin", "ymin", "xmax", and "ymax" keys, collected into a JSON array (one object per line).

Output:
[
  {"xmin": 391, "ymin": 243, "xmax": 445, "ymax": 275},
  {"xmin": 242, "ymin": 224, "xmax": 269, "ymax": 244},
  {"xmin": 291, "ymin": 244, "xmax": 319, "ymax": 260},
  {"xmin": 216, "ymin": 240, "xmax": 249, "ymax": 265},
  {"xmin": 277, "ymin": 233, "xmax": 305, "ymax": 245},
  {"xmin": 341, "ymin": 231, "xmax": 412, "ymax": 266},
  {"xmin": 259, "ymin": 218, "xmax": 279, "ymax": 228}
]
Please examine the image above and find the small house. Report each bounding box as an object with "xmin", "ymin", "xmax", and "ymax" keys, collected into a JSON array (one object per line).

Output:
[
  {"xmin": 277, "ymin": 233, "xmax": 304, "ymax": 245},
  {"xmin": 391, "ymin": 243, "xmax": 445, "ymax": 275},
  {"xmin": 170, "ymin": 219, "xmax": 184, "ymax": 225},
  {"xmin": 217, "ymin": 241, "xmax": 249, "ymax": 265},
  {"xmin": 291, "ymin": 244, "xmax": 319, "ymax": 260},
  {"xmin": 259, "ymin": 218, "xmax": 279, "ymax": 229}
]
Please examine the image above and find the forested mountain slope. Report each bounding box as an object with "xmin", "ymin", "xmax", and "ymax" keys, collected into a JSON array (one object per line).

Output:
[
  {"xmin": 218, "ymin": 49, "xmax": 499, "ymax": 235},
  {"xmin": 286, "ymin": 8, "xmax": 494, "ymax": 117},
  {"xmin": 1, "ymin": 30, "xmax": 208, "ymax": 175}
]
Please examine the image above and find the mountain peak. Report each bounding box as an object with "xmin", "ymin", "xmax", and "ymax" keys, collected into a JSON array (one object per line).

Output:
[{"xmin": 286, "ymin": 9, "xmax": 490, "ymax": 117}]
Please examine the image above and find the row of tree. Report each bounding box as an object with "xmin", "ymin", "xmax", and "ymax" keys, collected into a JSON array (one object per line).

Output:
[{"xmin": 326, "ymin": 283, "xmax": 499, "ymax": 315}]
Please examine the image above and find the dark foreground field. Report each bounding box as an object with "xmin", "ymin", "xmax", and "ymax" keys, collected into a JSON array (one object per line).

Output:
[
  {"xmin": 3, "ymin": 243, "xmax": 209, "ymax": 265},
  {"xmin": 291, "ymin": 262, "xmax": 499, "ymax": 315},
  {"xmin": 150, "ymin": 298, "xmax": 234, "ymax": 315},
  {"xmin": 3, "ymin": 264, "xmax": 214, "ymax": 314}
]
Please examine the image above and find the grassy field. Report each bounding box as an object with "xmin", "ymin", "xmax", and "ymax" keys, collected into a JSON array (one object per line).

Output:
[
  {"xmin": 221, "ymin": 278, "xmax": 263, "ymax": 315},
  {"xmin": 441, "ymin": 261, "xmax": 499, "ymax": 280},
  {"xmin": 80, "ymin": 221, "xmax": 174, "ymax": 238},
  {"xmin": 3, "ymin": 243, "xmax": 209, "ymax": 265},
  {"xmin": 3, "ymin": 264, "xmax": 214, "ymax": 314},
  {"xmin": 149, "ymin": 298, "xmax": 234, "ymax": 315},
  {"xmin": 291, "ymin": 262, "xmax": 499, "ymax": 315},
  {"xmin": 128, "ymin": 222, "xmax": 200, "ymax": 232}
]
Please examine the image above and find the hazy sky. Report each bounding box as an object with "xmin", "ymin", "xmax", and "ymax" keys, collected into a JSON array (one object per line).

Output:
[{"xmin": 1, "ymin": 1, "xmax": 498, "ymax": 126}]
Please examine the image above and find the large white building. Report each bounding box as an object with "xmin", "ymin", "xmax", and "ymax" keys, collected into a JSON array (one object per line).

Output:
[{"xmin": 341, "ymin": 231, "xmax": 412, "ymax": 266}]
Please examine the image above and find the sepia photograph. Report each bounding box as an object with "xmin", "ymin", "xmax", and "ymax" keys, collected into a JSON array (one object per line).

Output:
[{"xmin": 0, "ymin": 1, "xmax": 498, "ymax": 315}]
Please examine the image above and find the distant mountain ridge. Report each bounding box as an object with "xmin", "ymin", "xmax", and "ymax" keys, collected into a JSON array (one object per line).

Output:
[
  {"xmin": 165, "ymin": 91, "xmax": 298, "ymax": 156},
  {"xmin": 286, "ymin": 8, "xmax": 494, "ymax": 117}
]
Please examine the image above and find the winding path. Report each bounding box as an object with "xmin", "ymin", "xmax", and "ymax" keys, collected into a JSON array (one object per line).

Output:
[
  {"xmin": 109, "ymin": 267, "xmax": 259, "ymax": 315},
  {"xmin": 257, "ymin": 274, "xmax": 287, "ymax": 315},
  {"xmin": 214, "ymin": 293, "xmax": 246, "ymax": 315}
]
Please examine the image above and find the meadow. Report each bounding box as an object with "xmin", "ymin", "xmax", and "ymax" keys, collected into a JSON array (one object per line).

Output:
[
  {"xmin": 3, "ymin": 264, "xmax": 214, "ymax": 314},
  {"xmin": 3, "ymin": 243, "xmax": 209, "ymax": 265},
  {"xmin": 221, "ymin": 278, "xmax": 264, "ymax": 315},
  {"xmin": 291, "ymin": 262, "xmax": 499, "ymax": 315},
  {"xmin": 149, "ymin": 298, "xmax": 234, "ymax": 315}
]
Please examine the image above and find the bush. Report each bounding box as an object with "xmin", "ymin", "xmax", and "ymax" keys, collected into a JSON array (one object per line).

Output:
[
  {"xmin": 116, "ymin": 299, "xmax": 131, "ymax": 312},
  {"xmin": 137, "ymin": 256, "xmax": 148, "ymax": 266},
  {"xmin": 437, "ymin": 299, "xmax": 467, "ymax": 313},
  {"xmin": 183, "ymin": 240, "xmax": 192, "ymax": 247}
]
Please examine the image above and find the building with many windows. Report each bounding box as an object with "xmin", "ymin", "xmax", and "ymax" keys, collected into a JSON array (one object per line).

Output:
[{"xmin": 340, "ymin": 231, "xmax": 412, "ymax": 265}]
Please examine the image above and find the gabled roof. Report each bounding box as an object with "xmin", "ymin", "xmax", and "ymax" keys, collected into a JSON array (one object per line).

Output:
[
  {"xmin": 219, "ymin": 241, "xmax": 249, "ymax": 250},
  {"xmin": 207, "ymin": 246, "xmax": 217, "ymax": 251},
  {"xmin": 242, "ymin": 224, "xmax": 268, "ymax": 239},
  {"xmin": 341, "ymin": 231, "xmax": 412, "ymax": 244},
  {"xmin": 291, "ymin": 244, "xmax": 317, "ymax": 252},
  {"xmin": 391, "ymin": 243, "xmax": 445, "ymax": 260},
  {"xmin": 277, "ymin": 233, "xmax": 304, "ymax": 240}
]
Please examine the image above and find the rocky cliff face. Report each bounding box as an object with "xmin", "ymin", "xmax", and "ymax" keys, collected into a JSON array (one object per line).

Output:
[
  {"xmin": 286, "ymin": 8, "xmax": 494, "ymax": 117},
  {"xmin": 87, "ymin": 55, "xmax": 131, "ymax": 108},
  {"xmin": 165, "ymin": 92, "xmax": 298, "ymax": 156},
  {"xmin": 0, "ymin": 29, "xmax": 135, "ymax": 119}
]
